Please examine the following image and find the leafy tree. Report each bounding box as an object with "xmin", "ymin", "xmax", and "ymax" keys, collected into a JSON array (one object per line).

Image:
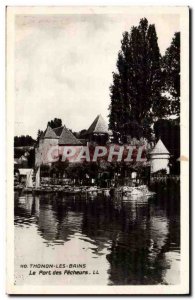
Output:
[
  {"xmin": 162, "ymin": 32, "xmax": 180, "ymax": 116},
  {"xmin": 47, "ymin": 118, "xmax": 62, "ymax": 129},
  {"xmin": 28, "ymin": 149, "xmax": 35, "ymax": 168},
  {"xmin": 14, "ymin": 135, "xmax": 35, "ymax": 147},
  {"xmin": 50, "ymin": 160, "xmax": 69, "ymax": 178},
  {"xmin": 154, "ymin": 118, "xmax": 180, "ymax": 155},
  {"xmin": 109, "ymin": 18, "xmax": 166, "ymax": 139},
  {"xmin": 154, "ymin": 118, "xmax": 180, "ymax": 174},
  {"xmin": 36, "ymin": 129, "xmax": 44, "ymax": 142},
  {"xmin": 79, "ymin": 129, "xmax": 87, "ymax": 138},
  {"xmin": 40, "ymin": 164, "xmax": 50, "ymax": 177}
]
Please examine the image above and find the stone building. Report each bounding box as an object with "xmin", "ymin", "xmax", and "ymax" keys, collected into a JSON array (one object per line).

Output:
[
  {"xmin": 35, "ymin": 125, "xmax": 81, "ymax": 167},
  {"xmin": 35, "ymin": 117, "xmax": 171, "ymax": 178},
  {"xmin": 150, "ymin": 139, "xmax": 170, "ymax": 174},
  {"xmin": 84, "ymin": 114, "xmax": 111, "ymax": 145}
]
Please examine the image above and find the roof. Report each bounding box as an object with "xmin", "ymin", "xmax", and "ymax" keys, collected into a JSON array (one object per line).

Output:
[
  {"xmin": 150, "ymin": 139, "xmax": 170, "ymax": 155},
  {"xmin": 40, "ymin": 124, "xmax": 81, "ymax": 145},
  {"xmin": 78, "ymin": 139, "xmax": 87, "ymax": 145},
  {"xmin": 86, "ymin": 114, "xmax": 109, "ymax": 135},
  {"xmin": 44, "ymin": 126, "xmax": 58, "ymax": 139},
  {"xmin": 18, "ymin": 169, "xmax": 33, "ymax": 176},
  {"xmin": 58, "ymin": 126, "xmax": 82, "ymax": 145},
  {"xmin": 40, "ymin": 127, "xmax": 62, "ymax": 140},
  {"xmin": 53, "ymin": 126, "xmax": 64, "ymax": 136}
]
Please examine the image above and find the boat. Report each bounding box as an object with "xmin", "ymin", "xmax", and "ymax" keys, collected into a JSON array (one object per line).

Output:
[
  {"xmin": 22, "ymin": 169, "xmax": 34, "ymax": 193},
  {"xmin": 14, "ymin": 184, "xmax": 24, "ymax": 191},
  {"xmin": 116, "ymin": 185, "xmax": 155, "ymax": 197}
]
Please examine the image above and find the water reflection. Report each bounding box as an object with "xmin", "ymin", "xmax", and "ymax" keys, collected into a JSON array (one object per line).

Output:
[{"xmin": 14, "ymin": 191, "xmax": 180, "ymax": 285}]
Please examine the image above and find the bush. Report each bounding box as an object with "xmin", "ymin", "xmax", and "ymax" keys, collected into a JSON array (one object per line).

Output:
[{"xmin": 153, "ymin": 169, "xmax": 167, "ymax": 176}]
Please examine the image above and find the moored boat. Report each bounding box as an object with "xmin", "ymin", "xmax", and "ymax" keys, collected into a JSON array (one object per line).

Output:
[{"xmin": 116, "ymin": 185, "xmax": 155, "ymax": 197}]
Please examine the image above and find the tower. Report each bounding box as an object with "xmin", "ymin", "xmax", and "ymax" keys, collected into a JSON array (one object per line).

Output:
[{"xmin": 150, "ymin": 139, "xmax": 170, "ymax": 174}]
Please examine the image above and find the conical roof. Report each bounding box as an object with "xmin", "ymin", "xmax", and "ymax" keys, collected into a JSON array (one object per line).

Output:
[
  {"xmin": 44, "ymin": 126, "xmax": 58, "ymax": 139},
  {"xmin": 151, "ymin": 139, "xmax": 170, "ymax": 155},
  {"xmin": 58, "ymin": 126, "xmax": 82, "ymax": 145},
  {"xmin": 86, "ymin": 114, "xmax": 109, "ymax": 134}
]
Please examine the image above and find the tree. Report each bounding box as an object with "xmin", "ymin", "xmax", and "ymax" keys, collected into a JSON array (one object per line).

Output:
[
  {"xmin": 36, "ymin": 129, "xmax": 44, "ymax": 142},
  {"xmin": 36, "ymin": 118, "xmax": 62, "ymax": 142},
  {"xmin": 28, "ymin": 149, "xmax": 35, "ymax": 168},
  {"xmin": 14, "ymin": 135, "xmax": 35, "ymax": 147},
  {"xmin": 79, "ymin": 129, "xmax": 87, "ymax": 138},
  {"xmin": 162, "ymin": 32, "xmax": 180, "ymax": 116},
  {"xmin": 50, "ymin": 159, "xmax": 69, "ymax": 178},
  {"xmin": 154, "ymin": 118, "xmax": 180, "ymax": 174},
  {"xmin": 47, "ymin": 118, "xmax": 62, "ymax": 129},
  {"xmin": 109, "ymin": 18, "xmax": 166, "ymax": 139}
]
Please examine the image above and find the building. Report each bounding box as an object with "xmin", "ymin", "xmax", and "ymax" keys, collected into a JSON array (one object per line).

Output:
[
  {"xmin": 14, "ymin": 152, "xmax": 29, "ymax": 170},
  {"xmin": 84, "ymin": 114, "xmax": 111, "ymax": 145},
  {"xmin": 34, "ymin": 117, "xmax": 172, "ymax": 183},
  {"xmin": 35, "ymin": 125, "xmax": 81, "ymax": 167},
  {"xmin": 150, "ymin": 139, "xmax": 170, "ymax": 174}
]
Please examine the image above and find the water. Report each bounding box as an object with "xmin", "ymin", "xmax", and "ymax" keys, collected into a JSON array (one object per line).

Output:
[{"xmin": 14, "ymin": 191, "xmax": 180, "ymax": 285}]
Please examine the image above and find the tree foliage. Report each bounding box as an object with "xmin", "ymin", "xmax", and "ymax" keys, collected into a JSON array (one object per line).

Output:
[
  {"xmin": 154, "ymin": 118, "xmax": 180, "ymax": 155},
  {"xmin": 47, "ymin": 118, "xmax": 62, "ymax": 129},
  {"xmin": 162, "ymin": 32, "xmax": 180, "ymax": 116},
  {"xmin": 109, "ymin": 18, "xmax": 166, "ymax": 138},
  {"xmin": 79, "ymin": 129, "xmax": 87, "ymax": 138},
  {"xmin": 14, "ymin": 135, "xmax": 35, "ymax": 147},
  {"xmin": 154, "ymin": 118, "xmax": 180, "ymax": 174},
  {"xmin": 36, "ymin": 129, "xmax": 44, "ymax": 142}
]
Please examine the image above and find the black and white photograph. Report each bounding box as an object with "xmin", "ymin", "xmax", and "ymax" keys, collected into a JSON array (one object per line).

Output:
[{"xmin": 6, "ymin": 6, "xmax": 189, "ymax": 295}]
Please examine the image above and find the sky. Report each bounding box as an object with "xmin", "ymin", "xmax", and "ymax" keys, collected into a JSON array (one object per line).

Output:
[{"xmin": 15, "ymin": 13, "xmax": 180, "ymax": 138}]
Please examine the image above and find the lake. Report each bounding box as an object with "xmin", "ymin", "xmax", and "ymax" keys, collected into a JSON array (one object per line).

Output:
[{"xmin": 14, "ymin": 191, "xmax": 180, "ymax": 285}]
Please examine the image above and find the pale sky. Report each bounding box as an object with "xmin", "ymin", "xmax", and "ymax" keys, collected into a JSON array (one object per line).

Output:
[{"xmin": 15, "ymin": 13, "xmax": 180, "ymax": 138}]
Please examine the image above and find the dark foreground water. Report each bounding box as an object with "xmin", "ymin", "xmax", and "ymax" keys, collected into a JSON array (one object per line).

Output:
[{"xmin": 14, "ymin": 191, "xmax": 180, "ymax": 285}]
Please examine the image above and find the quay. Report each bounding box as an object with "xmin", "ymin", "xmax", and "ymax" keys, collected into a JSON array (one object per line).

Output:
[{"xmin": 15, "ymin": 185, "xmax": 112, "ymax": 197}]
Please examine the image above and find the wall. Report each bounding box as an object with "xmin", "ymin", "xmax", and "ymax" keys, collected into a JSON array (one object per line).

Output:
[
  {"xmin": 35, "ymin": 138, "xmax": 59, "ymax": 167},
  {"xmin": 150, "ymin": 154, "xmax": 170, "ymax": 174}
]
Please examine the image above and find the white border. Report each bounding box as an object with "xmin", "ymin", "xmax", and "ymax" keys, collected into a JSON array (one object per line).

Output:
[{"xmin": 6, "ymin": 5, "xmax": 189, "ymax": 295}]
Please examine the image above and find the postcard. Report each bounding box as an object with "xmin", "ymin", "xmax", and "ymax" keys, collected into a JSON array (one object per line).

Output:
[{"xmin": 6, "ymin": 6, "xmax": 189, "ymax": 295}]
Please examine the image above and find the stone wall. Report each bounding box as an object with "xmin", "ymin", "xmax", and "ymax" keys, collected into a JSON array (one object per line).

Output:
[{"xmin": 35, "ymin": 138, "xmax": 59, "ymax": 167}]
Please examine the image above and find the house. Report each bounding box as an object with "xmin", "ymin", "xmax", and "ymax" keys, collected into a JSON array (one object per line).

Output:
[
  {"xmin": 35, "ymin": 125, "xmax": 81, "ymax": 167},
  {"xmin": 34, "ymin": 116, "xmax": 172, "ymax": 186},
  {"xmin": 14, "ymin": 147, "xmax": 34, "ymax": 170},
  {"xmin": 35, "ymin": 115, "xmax": 111, "ymax": 166},
  {"xmin": 14, "ymin": 154, "xmax": 28, "ymax": 169}
]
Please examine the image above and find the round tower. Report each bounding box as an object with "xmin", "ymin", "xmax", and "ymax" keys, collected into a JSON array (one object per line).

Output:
[{"xmin": 150, "ymin": 139, "xmax": 170, "ymax": 174}]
